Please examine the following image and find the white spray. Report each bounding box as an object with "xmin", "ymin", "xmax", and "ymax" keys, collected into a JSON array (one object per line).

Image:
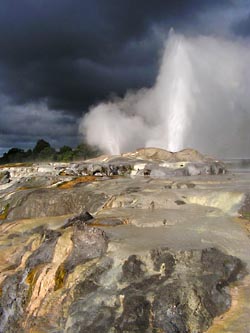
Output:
[{"xmin": 79, "ymin": 32, "xmax": 250, "ymax": 157}]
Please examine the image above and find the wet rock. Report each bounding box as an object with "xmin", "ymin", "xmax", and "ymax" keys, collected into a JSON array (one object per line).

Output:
[
  {"xmin": 67, "ymin": 304, "xmax": 115, "ymax": 333},
  {"xmin": 74, "ymin": 257, "xmax": 113, "ymax": 299},
  {"xmin": 115, "ymin": 294, "xmax": 151, "ymax": 332},
  {"xmin": 91, "ymin": 164, "xmax": 103, "ymax": 175},
  {"xmin": 210, "ymin": 162, "xmax": 227, "ymax": 175},
  {"xmin": 62, "ymin": 211, "xmax": 94, "ymax": 229},
  {"xmin": 152, "ymin": 278, "xmax": 222, "ymax": 333},
  {"xmin": 153, "ymin": 282, "xmax": 187, "ymax": 333},
  {"xmin": 0, "ymin": 171, "xmax": 10, "ymax": 185},
  {"xmin": 201, "ymin": 247, "xmax": 245, "ymax": 283},
  {"xmin": 64, "ymin": 226, "xmax": 108, "ymax": 272},
  {"xmin": 5, "ymin": 187, "xmax": 108, "ymax": 220},
  {"xmin": 59, "ymin": 168, "xmax": 78, "ymax": 176},
  {"xmin": 175, "ymin": 200, "xmax": 186, "ymax": 205},
  {"xmin": 0, "ymin": 224, "xmax": 109, "ymax": 332},
  {"xmin": 151, "ymin": 248, "xmax": 175, "ymax": 278},
  {"xmin": 0, "ymin": 242, "xmax": 245, "ymax": 333},
  {"xmin": 63, "ymin": 248, "xmax": 245, "ymax": 333},
  {"xmin": 239, "ymin": 193, "xmax": 250, "ymax": 220},
  {"xmin": 122, "ymin": 255, "xmax": 146, "ymax": 281},
  {"xmin": 66, "ymin": 257, "xmax": 115, "ymax": 333},
  {"xmin": 186, "ymin": 162, "xmax": 226, "ymax": 176},
  {"xmin": 141, "ymin": 160, "xmax": 226, "ymax": 178},
  {"xmin": 0, "ymin": 271, "xmax": 27, "ymax": 333},
  {"xmin": 117, "ymin": 248, "xmax": 244, "ymax": 333},
  {"xmin": 93, "ymin": 217, "xmax": 124, "ymax": 226},
  {"xmin": 26, "ymin": 229, "xmax": 61, "ymax": 269},
  {"xmin": 0, "ymin": 152, "xmax": 244, "ymax": 332},
  {"xmin": 108, "ymin": 164, "xmax": 119, "ymax": 176}
]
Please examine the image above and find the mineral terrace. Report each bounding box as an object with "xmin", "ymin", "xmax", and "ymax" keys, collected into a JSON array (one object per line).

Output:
[{"xmin": 0, "ymin": 148, "xmax": 250, "ymax": 333}]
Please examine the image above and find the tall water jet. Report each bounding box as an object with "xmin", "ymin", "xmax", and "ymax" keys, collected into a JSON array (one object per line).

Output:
[
  {"xmin": 79, "ymin": 32, "xmax": 250, "ymax": 157},
  {"xmin": 150, "ymin": 32, "xmax": 196, "ymax": 151}
]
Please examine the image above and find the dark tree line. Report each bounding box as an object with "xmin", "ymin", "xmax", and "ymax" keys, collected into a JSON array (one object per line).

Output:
[{"xmin": 0, "ymin": 139, "xmax": 100, "ymax": 164}]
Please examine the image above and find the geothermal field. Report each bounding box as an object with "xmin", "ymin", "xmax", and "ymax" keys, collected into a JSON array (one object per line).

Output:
[
  {"xmin": 81, "ymin": 33, "xmax": 250, "ymax": 158},
  {"xmin": 2, "ymin": 1, "xmax": 250, "ymax": 332},
  {"xmin": 0, "ymin": 148, "xmax": 250, "ymax": 332}
]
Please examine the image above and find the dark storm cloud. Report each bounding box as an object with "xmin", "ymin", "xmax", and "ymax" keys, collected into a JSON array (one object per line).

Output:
[
  {"xmin": 0, "ymin": 0, "xmax": 231, "ymax": 113},
  {"xmin": 0, "ymin": 0, "xmax": 245, "ymax": 153},
  {"xmin": 0, "ymin": 95, "xmax": 78, "ymax": 152},
  {"xmin": 234, "ymin": 13, "xmax": 250, "ymax": 36}
]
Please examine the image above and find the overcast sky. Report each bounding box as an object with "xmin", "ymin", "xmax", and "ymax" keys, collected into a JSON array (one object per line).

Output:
[{"xmin": 0, "ymin": 0, "xmax": 250, "ymax": 155}]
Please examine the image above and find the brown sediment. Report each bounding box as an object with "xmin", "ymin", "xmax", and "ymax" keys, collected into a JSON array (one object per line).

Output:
[
  {"xmin": 206, "ymin": 275, "xmax": 250, "ymax": 333},
  {"xmin": 0, "ymin": 203, "xmax": 9, "ymax": 220},
  {"xmin": 29, "ymin": 328, "xmax": 48, "ymax": 333},
  {"xmin": 54, "ymin": 263, "xmax": 67, "ymax": 291},
  {"xmin": 26, "ymin": 265, "xmax": 46, "ymax": 304},
  {"xmin": 58, "ymin": 174, "xmax": 122, "ymax": 189},
  {"xmin": 0, "ymin": 162, "xmax": 34, "ymax": 169},
  {"xmin": 234, "ymin": 216, "xmax": 250, "ymax": 235},
  {"xmin": 0, "ymin": 216, "xmax": 69, "ymax": 235},
  {"xmin": 0, "ymin": 233, "xmax": 40, "ymax": 277},
  {"xmin": 58, "ymin": 176, "xmax": 97, "ymax": 188}
]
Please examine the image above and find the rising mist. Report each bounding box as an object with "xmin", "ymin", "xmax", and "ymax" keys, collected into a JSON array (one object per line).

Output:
[{"xmin": 79, "ymin": 32, "xmax": 250, "ymax": 158}]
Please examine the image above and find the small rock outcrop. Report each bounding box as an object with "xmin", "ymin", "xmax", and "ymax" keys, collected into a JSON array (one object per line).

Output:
[
  {"xmin": 2, "ymin": 187, "xmax": 108, "ymax": 221},
  {"xmin": 0, "ymin": 228, "xmax": 244, "ymax": 333},
  {"xmin": 62, "ymin": 211, "xmax": 94, "ymax": 228},
  {"xmin": 124, "ymin": 147, "xmax": 175, "ymax": 161},
  {"xmin": 0, "ymin": 171, "xmax": 10, "ymax": 185},
  {"xmin": 113, "ymin": 248, "xmax": 244, "ymax": 333},
  {"xmin": 0, "ymin": 224, "xmax": 109, "ymax": 332}
]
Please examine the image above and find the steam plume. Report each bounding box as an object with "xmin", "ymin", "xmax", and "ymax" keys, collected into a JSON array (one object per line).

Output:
[{"xmin": 79, "ymin": 32, "xmax": 250, "ymax": 157}]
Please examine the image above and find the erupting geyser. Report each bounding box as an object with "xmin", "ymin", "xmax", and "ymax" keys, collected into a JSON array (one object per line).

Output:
[
  {"xmin": 80, "ymin": 31, "xmax": 250, "ymax": 157},
  {"xmin": 151, "ymin": 31, "xmax": 196, "ymax": 152}
]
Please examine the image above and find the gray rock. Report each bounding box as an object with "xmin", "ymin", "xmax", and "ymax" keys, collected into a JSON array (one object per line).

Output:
[
  {"xmin": 62, "ymin": 211, "xmax": 94, "ymax": 229},
  {"xmin": 151, "ymin": 248, "xmax": 175, "ymax": 278},
  {"xmin": 121, "ymin": 255, "xmax": 146, "ymax": 282},
  {"xmin": 239, "ymin": 193, "xmax": 250, "ymax": 219},
  {"xmin": 40, "ymin": 245, "xmax": 249, "ymax": 332},
  {"xmin": 0, "ymin": 171, "xmax": 10, "ymax": 185},
  {"xmin": 4, "ymin": 186, "xmax": 108, "ymax": 220},
  {"xmin": 64, "ymin": 226, "xmax": 108, "ymax": 272},
  {"xmin": 26, "ymin": 229, "xmax": 61, "ymax": 269},
  {"xmin": 153, "ymin": 283, "xmax": 188, "ymax": 333},
  {"xmin": 67, "ymin": 305, "xmax": 115, "ymax": 333},
  {"xmin": 115, "ymin": 294, "xmax": 151, "ymax": 332},
  {"xmin": 64, "ymin": 247, "xmax": 244, "ymax": 333},
  {"xmin": 0, "ymin": 271, "xmax": 27, "ymax": 333}
]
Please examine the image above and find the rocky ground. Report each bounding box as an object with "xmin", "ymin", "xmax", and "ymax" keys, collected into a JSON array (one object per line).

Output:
[{"xmin": 0, "ymin": 148, "xmax": 250, "ymax": 333}]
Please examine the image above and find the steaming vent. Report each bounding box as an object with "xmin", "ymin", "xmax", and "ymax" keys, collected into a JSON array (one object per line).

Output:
[{"xmin": 80, "ymin": 31, "xmax": 250, "ymax": 158}]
